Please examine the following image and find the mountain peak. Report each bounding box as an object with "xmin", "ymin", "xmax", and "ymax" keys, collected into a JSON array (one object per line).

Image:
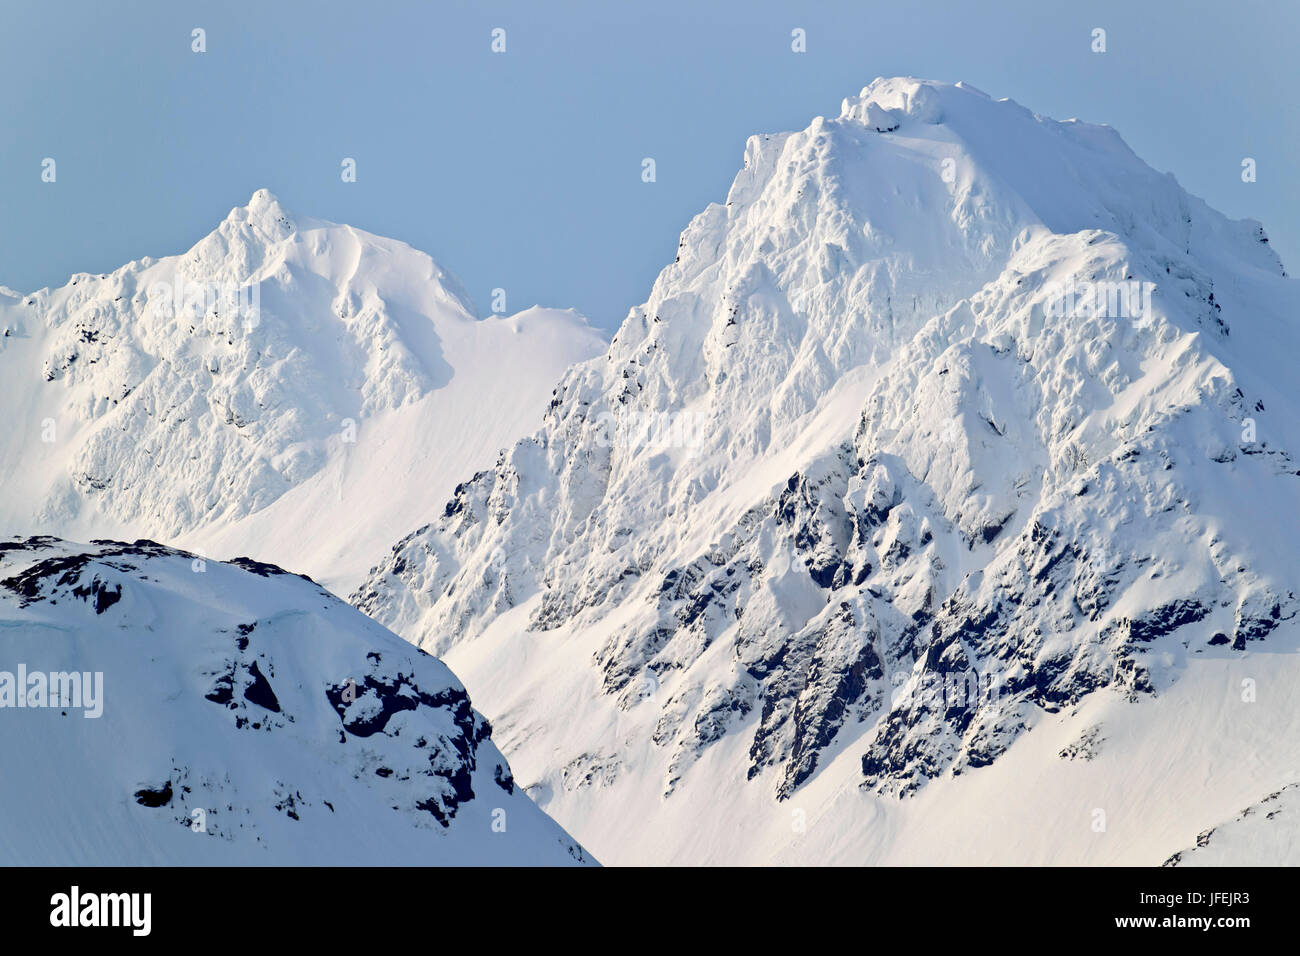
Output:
[
  {"xmin": 0, "ymin": 190, "xmax": 605, "ymax": 588},
  {"xmin": 212, "ymin": 187, "xmax": 297, "ymax": 249},
  {"xmin": 355, "ymin": 78, "xmax": 1300, "ymax": 865},
  {"xmin": 838, "ymin": 75, "xmax": 947, "ymax": 127},
  {"xmin": 242, "ymin": 186, "xmax": 291, "ymax": 222},
  {"xmin": 726, "ymin": 76, "xmax": 1283, "ymax": 293}
]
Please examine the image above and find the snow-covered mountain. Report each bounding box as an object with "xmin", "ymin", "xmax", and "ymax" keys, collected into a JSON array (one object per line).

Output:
[
  {"xmin": 354, "ymin": 78, "xmax": 1300, "ymax": 865},
  {"xmin": 0, "ymin": 190, "xmax": 605, "ymax": 592},
  {"xmin": 0, "ymin": 535, "xmax": 592, "ymax": 865}
]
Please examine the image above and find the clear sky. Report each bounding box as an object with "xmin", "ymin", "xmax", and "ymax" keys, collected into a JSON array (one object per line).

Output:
[{"xmin": 2, "ymin": 0, "xmax": 1295, "ymax": 330}]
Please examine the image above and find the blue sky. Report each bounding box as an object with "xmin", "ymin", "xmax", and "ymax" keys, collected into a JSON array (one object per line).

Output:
[{"xmin": 2, "ymin": 0, "xmax": 1295, "ymax": 330}]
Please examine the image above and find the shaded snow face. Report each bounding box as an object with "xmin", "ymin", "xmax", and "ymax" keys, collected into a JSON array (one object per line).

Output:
[
  {"xmin": 353, "ymin": 77, "xmax": 1299, "ymax": 862},
  {"xmin": 0, "ymin": 536, "xmax": 592, "ymax": 865}
]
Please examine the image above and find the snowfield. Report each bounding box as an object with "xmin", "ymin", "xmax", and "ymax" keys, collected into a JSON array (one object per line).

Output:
[{"xmin": 354, "ymin": 78, "xmax": 1300, "ymax": 865}]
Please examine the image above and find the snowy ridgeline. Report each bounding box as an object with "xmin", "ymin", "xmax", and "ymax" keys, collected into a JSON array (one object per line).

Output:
[
  {"xmin": 353, "ymin": 78, "xmax": 1300, "ymax": 865},
  {"xmin": 0, "ymin": 536, "xmax": 593, "ymax": 865}
]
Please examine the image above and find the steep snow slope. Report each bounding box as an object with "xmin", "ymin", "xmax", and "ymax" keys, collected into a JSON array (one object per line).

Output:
[
  {"xmin": 1164, "ymin": 783, "xmax": 1300, "ymax": 867},
  {"xmin": 355, "ymin": 78, "xmax": 1300, "ymax": 865},
  {"xmin": 0, "ymin": 536, "xmax": 592, "ymax": 865},
  {"xmin": 0, "ymin": 191, "xmax": 605, "ymax": 592}
]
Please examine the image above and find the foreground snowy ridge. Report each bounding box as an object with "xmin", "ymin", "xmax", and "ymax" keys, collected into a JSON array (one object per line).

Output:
[
  {"xmin": 0, "ymin": 190, "xmax": 605, "ymax": 591},
  {"xmin": 354, "ymin": 78, "xmax": 1300, "ymax": 864},
  {"xmin": 0, "ymin": 536, "xmax": 593, "ymax": 865}
]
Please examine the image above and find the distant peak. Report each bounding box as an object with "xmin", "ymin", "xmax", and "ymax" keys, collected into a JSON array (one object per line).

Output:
[
  {"xmin": 246, "ymin": 187, "xmax": 282, "ymax": 213},
  {"xmin": 838, "ymin": 76, "xmax": 946, "ymax": 128},
  {"xmin": 218, "ymin": 188, "xmax": 295, "ymax": 243}
]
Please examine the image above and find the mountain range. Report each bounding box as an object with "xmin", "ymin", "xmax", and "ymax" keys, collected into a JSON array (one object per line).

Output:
[{"xmin": 3, "ymin": 77, "xmax": 1297, "ymax": 866}]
